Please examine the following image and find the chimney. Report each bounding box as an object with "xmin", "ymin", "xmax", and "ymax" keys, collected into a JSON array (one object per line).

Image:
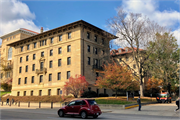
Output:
[{"xmin": 41, "ymin": 27, "xmax": 43, "ymax": 33}]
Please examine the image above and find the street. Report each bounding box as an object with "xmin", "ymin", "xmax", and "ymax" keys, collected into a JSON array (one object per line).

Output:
[{"xmin": 0, "ymin": 103, "xmax": 179, "ymax": 120}]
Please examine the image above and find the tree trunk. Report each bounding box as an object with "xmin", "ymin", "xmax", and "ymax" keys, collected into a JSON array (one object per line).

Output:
[{"xmin": 115, "ymin": 90, "xmax": 118, "ymax": 98}]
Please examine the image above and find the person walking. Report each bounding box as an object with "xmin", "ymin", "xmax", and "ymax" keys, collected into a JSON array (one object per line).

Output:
[
  {"xmin": 6, "ymin": 98, "xmax": 9, "ymax": 105},
  {"xmin": 11, "ymin": 98, "xmax": 14, "ymax": 105},
  {"xmin": 137, "ymin": 96, "xmax": 141, "ymax": 111},
  {"xmin": 174, "ymin": 97, "xmax": 180, "ymax": 112}
]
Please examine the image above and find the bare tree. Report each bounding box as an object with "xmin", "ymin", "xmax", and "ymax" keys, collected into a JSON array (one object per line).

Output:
[{"xmin": 108, "ymin": 8, "xmax": 168, "ymax": 96}]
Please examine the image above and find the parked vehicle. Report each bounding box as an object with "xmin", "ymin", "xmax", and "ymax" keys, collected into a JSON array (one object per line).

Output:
[
  {"xmin": 57, "ymin": 99, "xmax": 102, "ymax": 119},
  {"xmin": 156, "ymin": 92, "xmax": 171, "ymax": 103}
]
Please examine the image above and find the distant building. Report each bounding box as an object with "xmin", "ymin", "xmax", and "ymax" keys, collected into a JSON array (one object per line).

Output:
[
  {"xmin": 110, "ymin": 47, "xmax": 148, "ymax": 85},
  {"xmin": 1, "ymin": 20, "xmax": 117, "ymax": 96}
]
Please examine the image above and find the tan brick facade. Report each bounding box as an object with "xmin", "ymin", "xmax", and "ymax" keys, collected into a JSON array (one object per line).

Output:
[{"xmin": 3, "ymin": 20, "xmax": 117, "ymax": 96}]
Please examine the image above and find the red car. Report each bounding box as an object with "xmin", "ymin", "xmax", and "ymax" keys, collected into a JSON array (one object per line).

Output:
[{"xmin": 57, "ymin": 99, "xmax": 102, "ymax": 119}]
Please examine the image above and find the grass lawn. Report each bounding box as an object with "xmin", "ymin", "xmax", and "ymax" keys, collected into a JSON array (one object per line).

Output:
[
  {"xmin": 95, "ymin": 99, "xmax": 135, "ymax": 105},
  {"xmin": 0, "ymin": 91, "xmax": 11, "ymax": 97}
]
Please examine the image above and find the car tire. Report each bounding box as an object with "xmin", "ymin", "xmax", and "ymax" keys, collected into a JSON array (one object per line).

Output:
[
  {"xmin": 58, "ymin": 110, "xmax": 64, "ymax": 117},
  {"xmin": 81, "ymin": 111, "xmax": 87, "ymax": 119},
  {"xmin": 93, "ymin": 115, "xmax": 98, "ymax": 118}
]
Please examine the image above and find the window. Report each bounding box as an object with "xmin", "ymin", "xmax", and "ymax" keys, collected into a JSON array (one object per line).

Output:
[
  {"xmin": 26, "ymin": 55, "xmax": 29, "ymax": 61},
  {"xmin": 32, "ymin": 64, "xmax": 35, "ymax": 71},
  {"xmin": 58, "ymin": 59, "xmax": 61, "ymax": 67},
  {"xmin": 49, "ymin": 61, "xmax": 53, "ymax": 68},
  {"xmin": 58, "ymin": 47, "xmax": 62, "ymax": 54},
  {"xmin": 67, "ymin": 45, "xmax": 71, "ymax": 52},
  {"xmin": 40, "ymin": 75, "xmax": 43, "ymax": 83},
  {"xmin": 34, "ymin": 42, "xmax": 37, "ymax": 48},
  {"xmin": 27, "ymin": 44, "xmax": 30, "ymax": 50},
  {"xmin": 59, "ymin": 35, "xmax": 62, "ymax": 41},
  {"xmin": 119, "ymin": 50, "xmax": 121, "ymax": 53},
  {"xmin": 50, "ymin": 49, "xmax": 53, "ymax": 56},
  {"xmin": 88, "ymin": 57, "xmax": 91, "ymax": 65},
  {"xmin": 20, "ymin": 57, "xmax": 22, "ymax": 63},
  {"xmin": 21, "ymin": 46, "xmax": 23, "ymax": 52},
  {"xmin": 104, "ymin": 89, "xmax": 106, "ymax": 94},
  {"xmin": 50, "ymin": 37, "xmax": 53, "ymax": 44},
  {"xmin": 40, "ymin": 62, "xmax": 44, "ymax": 69},
  {"xmin": 17, "ymin": 92, "xmax": 20, "ymax": 96},
  {"xmin": 31, "ymin": 76, "xmax": 34, "ymax": 83},
  {"xmin": 57, "ymin": 88, "xmax": 61, "ymax": 95},
  {"xmin": 119, "ymin": 58, "xmax": 122, "ymax": 62},
  {"xmin": 102, "ymin": 38, "xmax": 104, "ymax": 44},
  {"xmin": 87, "ymin": 32, "xmax": 90, "ymax": 39},
  {"xmin": 95, "ymin": 59, "xmax": 98, "ymax": 67},
  {"xmin": 8, "ymin": 47, "xmax": 12, "ymax": 60},
  {"xmin": 57, "ymin": 72, "xmax": 61, "ymax": 80},
  {"xmin": 18, "ymin": 78, "xmax": 21, "ymax": 85},
  {"xmin": 102, "ymin": 50, "xmax": 105, "ymax": 55},
  {"xmin": 94, "ymin": 35, "xmax": 97, "ymax": 42},
  {"xmin": 39, "ymin": 90, "xmax": 42, "ymax": 96},
  {"xmin": 95, "ymin": 48, "xmax": 97, "ymax": 54},
  {"xmin": 24, "ymin": 77, "xmax": 27, "ymax": 84},
  {"xmin": 24, "ymin": 91, "xmax": 26, "ymax": 96},
  {"xmin": 126, "ymin": 48, "xmax": 128, "ymax": 52},
  {"xmin": 96, "ymin": 72, "xmax": 99, "ymax": 80},
  {"xmin": 67, "ymin": 57, "xmax": 71, "ymax": 65},
  {"xmin": 133, "ymin": 64, "xmax": 136, "ymax": 69},
  {"xmin": 126, "ymin": 57, "xmax": 129, "ymax": 61},
  {"xmin": 25, "ymin": 65, "xmax": 28, "ymax": 72},
  {"xmin": 87, "ymin": 45, "xmax": 90, "ymax": 52},
  {"xmin": 48, "ymin": 89, "xmax": 51, "ymax": 96},
  {"xmin": 88, "ymin": 87, "xmax": 91, "ymax": 91},
  {"xmin": 33, "ymin": 54, "xmax": 36, "ymax": 60},
  {"xmin": 19, "ymin": 67, "xmax": 22, "ymax": 73},
  {"xmin": 68, "ymin": 32, "xmax": 71, "ymax": 39},
  {"xmin": 31, "ymin": 91, "xmax": 33, "ymax": 96},
  {"xmin": 49, "ymin": 74, "xmax": 52, "ymax": 81},
  {"xmin": 67, "ymin": 71, "xmax": 70, "ymax": 79},
  {"xmin": 41, "ymin": 51, "xmax": 44, "ymax": 57}
]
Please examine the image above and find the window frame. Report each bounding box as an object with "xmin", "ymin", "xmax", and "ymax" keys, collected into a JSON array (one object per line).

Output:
[
  {"xmin": 67, "ymin": 45, "xmax": 71, "ymax": 52},
  {"xmin": 50, "ymin": 49, "xmax": 53, "ymax": 56}
]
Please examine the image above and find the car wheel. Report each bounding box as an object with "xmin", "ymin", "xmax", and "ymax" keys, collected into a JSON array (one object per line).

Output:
[
  {"xmin": 58, "ymin": 110, "xmax": 64, "ymax": 117},
  {"xmin": 93, "ymin": 115, "xmax": 98, "ymax": 118},
  {"xmin": 81, "ymin": 111, "xmax": 87, "ymax": 119}
]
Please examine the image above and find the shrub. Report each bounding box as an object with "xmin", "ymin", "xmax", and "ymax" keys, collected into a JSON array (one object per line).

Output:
[
  {"xmin": 81, "ymin": 91, "xmax": 97, "ymax": 98},
  {"xmin": 99, "ymin": 93, "xmax": 109, "ymax": 97},
  {"xmin": 1, "ymin": 83, "xmax": 12, "ymax": 91}
]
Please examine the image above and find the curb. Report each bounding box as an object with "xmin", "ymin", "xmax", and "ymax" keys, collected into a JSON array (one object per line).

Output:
[{"xmin": 125, "ymin": 102, "xmax": 158, "ymax": 109}]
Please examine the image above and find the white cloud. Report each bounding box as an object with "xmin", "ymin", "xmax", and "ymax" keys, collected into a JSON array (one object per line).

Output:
[
  {"xmin": 113, "ymin": 0, "xmax": 180, "ymax": 46},
  {"xmin": 0, "ymin": 0, "xmax": 40, "ymax": 44},
  {"xmin": 172, "ymin": 28, "xmax": 180, "ymax": 47}
]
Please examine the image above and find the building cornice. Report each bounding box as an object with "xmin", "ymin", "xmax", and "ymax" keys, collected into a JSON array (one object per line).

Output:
[
  {"xmin": 7, "ymin": 20, "xmax": 118, "ymax": 47},
  {"xmin": 0, "ymin": 28, "xmax": 38, "ymax": 40}
]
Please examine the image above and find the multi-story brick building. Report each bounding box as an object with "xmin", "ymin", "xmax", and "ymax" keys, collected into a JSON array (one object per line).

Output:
[{"xmin": 2, "ymin": 20, "xmax": 117, "ymax": 96}]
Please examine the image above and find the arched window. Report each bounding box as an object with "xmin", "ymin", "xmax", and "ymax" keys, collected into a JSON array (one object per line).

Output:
[{"xmin": 8, "ymin": 47, "xmax": 12, "ymax": 60}]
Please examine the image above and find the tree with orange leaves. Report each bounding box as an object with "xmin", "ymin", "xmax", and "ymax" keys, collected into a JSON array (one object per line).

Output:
[
  {"xmin": 146, "ymin": 76, "xmax": 163, "ymax": 92},
  {"xmin": 63, "ymin": 74, "xmax": 89, "ymax": 98},
  {"xmin": 95, "ymin": 61, "xmax": 138, "ymax": 97}
]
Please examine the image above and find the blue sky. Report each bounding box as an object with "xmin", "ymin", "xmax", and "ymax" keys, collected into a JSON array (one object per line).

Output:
[{"xmin": 0, "ymin": 0, "xmax": 180, "ymax": 48}]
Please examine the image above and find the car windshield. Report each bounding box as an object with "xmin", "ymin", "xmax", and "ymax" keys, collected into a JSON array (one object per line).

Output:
[
  {"xmin": 160, "ymin": 94, "xmax": 167, "ymax": 97},
  {"xmin": 87, "ymin": 100, "xmax": 97, "ymax": 105}
]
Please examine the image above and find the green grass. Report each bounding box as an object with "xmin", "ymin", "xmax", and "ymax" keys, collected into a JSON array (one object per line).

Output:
[
  {"xmin": 95, "ymin": 99, "xmax": 135, "ymax": 105},
  {"xmin": 0, "ymin": 91, "xmax": 11, "ymax": 97}
]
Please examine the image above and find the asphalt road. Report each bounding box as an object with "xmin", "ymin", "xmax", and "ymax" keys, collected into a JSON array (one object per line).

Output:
[{"xmin": 0, "ymin": 107, "xmax": 179, "ymax": 120}]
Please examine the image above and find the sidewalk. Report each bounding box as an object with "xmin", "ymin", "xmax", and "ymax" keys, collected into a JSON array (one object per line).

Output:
[{"xmin": 1, "ymin": 102, "xmax": 179, "ymax": 118}]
